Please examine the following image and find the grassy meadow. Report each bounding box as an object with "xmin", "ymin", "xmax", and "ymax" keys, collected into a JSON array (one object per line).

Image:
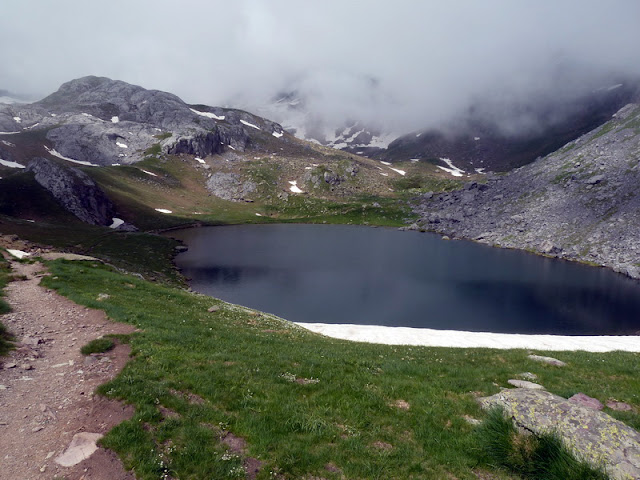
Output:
[
  {"xmin": 0, "ymin": 253, "xmax": 14, "ymax": 355},
  {"xmin": 40, "ymin": 259, "xmax": 640, "ymax": 479}
]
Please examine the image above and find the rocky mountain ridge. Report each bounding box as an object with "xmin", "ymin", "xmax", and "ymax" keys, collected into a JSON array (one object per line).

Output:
[
  {"xmin": 412, "ymin": 103, "xmax": 640, "ymax": 279},
  {"xmin": 0, "ymin": 76, "xmax": 286, "ymax": 167}
]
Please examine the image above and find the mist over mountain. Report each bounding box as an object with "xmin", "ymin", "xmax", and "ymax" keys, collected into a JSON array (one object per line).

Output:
[{"xmin": 2, "ymin": 1, "xmax": 640, "ymax": 140}]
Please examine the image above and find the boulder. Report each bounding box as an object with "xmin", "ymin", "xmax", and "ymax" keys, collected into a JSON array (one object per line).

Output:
[
  {"xmin": 528, "ymin": 354, "xmax": 567, "ymax": 367},
  {"xmin": 540, "ymin": 240, "xmax": 562, "ymax": 255},
  {"xmin": 569, "ymin": 393, "xmax": 604, "ymax": 411},
  {"xmin": 585, "ymin": 174, "xmax": 605, "ymax": 185},
  {"xmin": 480, "ymin": 389, "xmax": 640, "ymax": 480},
  {"xmin": 507, "ymin": 379, "xmax": 545, "ymax": 390}
]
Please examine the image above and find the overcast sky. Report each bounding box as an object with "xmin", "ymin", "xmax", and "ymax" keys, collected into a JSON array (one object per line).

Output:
[{"xmin": 2, "ymin": 0, "xmax": 639, "ymax": 132}]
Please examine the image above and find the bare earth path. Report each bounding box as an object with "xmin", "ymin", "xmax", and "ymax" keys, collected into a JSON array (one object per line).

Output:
[{"xmin": 0, "ymin": 259, "xmax": 136, "ymax": 480}]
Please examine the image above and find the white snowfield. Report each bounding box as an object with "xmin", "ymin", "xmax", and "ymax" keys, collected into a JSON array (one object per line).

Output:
[
  {"xmin": 189, "ymin": 108, "xmax": 225, "ymax": 121},
  {"xmin": 116, "ymin": 142, "xmax": 128, "ymax": 149},
  {"xmin": 272, "ymin": 131, "xmax": 283, "ymax": 138},
  {"xmin": 288, "ymin": 180, "xmax": 303, "ymax": 193},
  {"xmin": 109, "ymin": 218, "xmax": 124, "ymax": 229},
  {"xmin": 141, "ymin": 169, "xmax": 157, "ymax": 177},
  {"xmin": 295, "ymin": 323, "xmax": 640, "ymax": 352},
  {"xmin": 194, "ymin": 157, "xmax": 206, "ymax": 164},
  {"xmin": 437, "ymin": 157, "xmax": 465, "ymax": 177},
  {"xmin": 7, "ymin": 249, "xmax": 30, "ymax": 259},
  {"xmin": 390, "ymin": 168, "xmax": 406, "ymax": 176},
  {"xmin": 0, "ymin": 159, "xmax": 25, "ymax": 169},
  {"xmin": 240, "ymin": 119, "xmax": 261, "ymax": 130},
  {"xmin": 155, "ymin": 208, "xmax": 172, "ymax": 214},
  {"xmin": 44, "ymin": 146, "xmax": 98, "ymax": 167},
  {"xmin": 111, "ymin": 116, "xmax": 119, "ymax": 123}
]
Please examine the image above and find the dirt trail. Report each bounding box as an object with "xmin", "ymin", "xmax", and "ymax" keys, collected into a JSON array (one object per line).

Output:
[{"xmin": 0, "ymin": 259, "xmax": 136, "ymax": 480}]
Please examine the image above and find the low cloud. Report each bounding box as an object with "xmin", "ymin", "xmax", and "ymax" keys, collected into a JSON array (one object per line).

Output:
[{"xmin": 1, "ymin": 0, "xmax": 639, "ymax": 134}]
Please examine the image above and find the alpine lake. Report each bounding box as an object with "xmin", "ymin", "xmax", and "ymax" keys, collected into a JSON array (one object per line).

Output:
[{"xmin": 171, "ymin": 224, "xmax": 640, "ymax": 335}]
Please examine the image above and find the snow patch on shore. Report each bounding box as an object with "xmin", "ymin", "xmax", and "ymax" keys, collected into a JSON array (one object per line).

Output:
[
  {"xmin": 295, "ymin": 323, "xmax": 640, "ymax": 352},
  {"xmin": 7, "ymin": 249, "xmax": 30, "ymax": 259}
]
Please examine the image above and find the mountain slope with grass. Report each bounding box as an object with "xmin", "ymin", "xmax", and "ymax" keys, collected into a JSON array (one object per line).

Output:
[{"xmin": 0, "ymin": 76, "xmax": 469, "ymax": 276}]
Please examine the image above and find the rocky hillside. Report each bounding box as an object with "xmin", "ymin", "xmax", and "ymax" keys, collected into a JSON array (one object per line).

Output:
[
  {"xmin": 1, "ymin": 76, "xmax": 445, "ymax": 229},
  {"xmin": 413, "ymin": 103, "xmax": 640, "ymax": 279}
]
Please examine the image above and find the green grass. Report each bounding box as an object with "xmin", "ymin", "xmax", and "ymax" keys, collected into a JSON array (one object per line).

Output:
[
  {"xmin": 41, "ymin": 259, "xmax": 640, "ymax": 479},
  {"xmin": 475, "ymin": 408, "xmax": 609, "ymax": 479},
  {"xmin": 0, "ymin": 254, "xmax": 15, "ymax": 355},
  {"xmin": 81, "ymin": 337, "xmax": 116, "ymax": 355},
  {"xmin": 391, "ymin": 173, "xmax": 463, "ymax": 193},
  {"xmin": 144, "ymin": 144, "xmax": 162, "ymax": 156}
]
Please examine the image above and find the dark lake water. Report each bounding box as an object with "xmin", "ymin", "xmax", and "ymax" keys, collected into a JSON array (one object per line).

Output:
[{"xmin": 172, "ymin": 224, "xmax": 640, "ymax": 335}]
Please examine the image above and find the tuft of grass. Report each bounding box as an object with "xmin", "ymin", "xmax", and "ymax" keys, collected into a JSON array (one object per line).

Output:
[
  {"xmin": 39, "ymin": 258, "xmax": 640, "ymax": 479},
  {"xmin": 153, "ymin": 132, "xmax": 172, "ymax": 140},
  {"xmin": 144, "ymin": 143, "xmax": 162, "ymax": 156},
  {"xmin": 474, "ymin": 408, "xmax": 610, "ymax": 480},
  {"xmin": 80, "ymin": 337, "xmax": 116, "ymax": 355},
  {"xmin": 392, "ymin": 173, "xmax": 463, "ymax": 193},
  {"xmin": 0, "ymin": 254, "xmax": 15, "ymax": 355}
]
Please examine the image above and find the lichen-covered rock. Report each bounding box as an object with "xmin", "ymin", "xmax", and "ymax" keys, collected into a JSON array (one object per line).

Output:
[
  {"xmin": 480, "ymin": 388, "xmax": 640, "ymax": 480},
  {"xmin": 569, "ymin": 392, "xmax": 604, "ymax": 411}
]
